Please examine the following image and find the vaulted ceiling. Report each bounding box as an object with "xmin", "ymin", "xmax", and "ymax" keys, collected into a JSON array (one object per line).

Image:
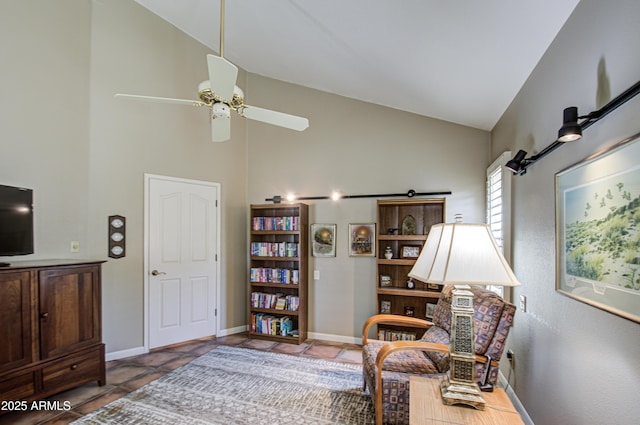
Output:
[{"xmin": 134, "ymin": 0, "xmax": 580, "ymax": 131}]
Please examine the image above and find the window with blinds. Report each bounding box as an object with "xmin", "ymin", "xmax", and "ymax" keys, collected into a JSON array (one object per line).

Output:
[{"xmin": 486, "ymin": 152, "xmax": 512, "ymax": 297}]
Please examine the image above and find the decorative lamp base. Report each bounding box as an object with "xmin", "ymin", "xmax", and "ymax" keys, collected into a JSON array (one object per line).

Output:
[{"xmin": 440, "ymin": 375, "xmax": 486, "ymax": 410}]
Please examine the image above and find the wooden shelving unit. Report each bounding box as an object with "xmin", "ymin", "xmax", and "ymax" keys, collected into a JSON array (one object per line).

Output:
[
  {"xmin": 376, "ymin": 198, "xmax": 446, "ymax": 340},
  {"xmin": 248, "ymin": 203, "xmax": 308, "ymax": 344}
]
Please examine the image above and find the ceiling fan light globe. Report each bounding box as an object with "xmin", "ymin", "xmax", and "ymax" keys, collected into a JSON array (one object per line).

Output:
[{"xmin": 212, "ymin": 103, "xmax": 231, "ymax": 119}]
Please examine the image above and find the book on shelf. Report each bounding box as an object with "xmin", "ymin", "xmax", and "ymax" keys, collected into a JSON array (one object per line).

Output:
[
  {"xmin": 285, "ymin": 295, "xmax": 299, "ymax": 311},
  {"xmin": 252, "ymin": 216, "xmax": 299, "ymax": 231},
  {"xmin": 275, "ymin": 298, "xmax": 287, "ymax": 310},
  {"xmin": 377, "ymin": 329, "xmax": 417, "ymax": 341},
  {"xmin": 250, "ymin": 242, "xmax": 299, "ymax": 257},
  {"xmin": 251, "ymin": 313, "xmax": 295, "ymax": 336},
  {"xmin": 250, "ymin": 267, "xmax": 299, "ymax": 284},
  {"xmin": 250, "ymin": 292, "xmax": 299, "ymax": 312}
]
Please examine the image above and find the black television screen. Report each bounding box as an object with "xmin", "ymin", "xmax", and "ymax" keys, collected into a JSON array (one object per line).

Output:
[{"xmin": 0, "ymin": 184, "xmax": 34, "ymax": 256}]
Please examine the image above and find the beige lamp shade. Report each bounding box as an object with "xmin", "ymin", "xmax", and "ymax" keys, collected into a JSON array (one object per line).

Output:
[{"xmin": 408, "ymin": 223, "xmax": 520, "ymax": 287}]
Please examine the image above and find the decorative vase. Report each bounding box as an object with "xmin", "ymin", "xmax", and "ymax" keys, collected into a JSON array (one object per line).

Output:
[{"xmin": 384, "ymin": 246, "xmax": 393, "ymax": 259}]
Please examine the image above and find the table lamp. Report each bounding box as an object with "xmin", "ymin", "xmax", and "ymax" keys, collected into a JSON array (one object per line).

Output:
[{"xmin": 408, "ymin": 221, "xmax": 520, "ymax": 409}]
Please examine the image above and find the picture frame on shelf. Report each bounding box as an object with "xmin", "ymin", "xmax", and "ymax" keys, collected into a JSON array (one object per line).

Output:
[
  {"xmin": 380, "ymin": 300, "xmax": 391, "ymax": 314},
  {"xmin": 555, "ymin": 134, "xmax": 640, "ymax": 324},
  {"xmin": 380, "ymin": 275, "xmax": 392, "ymax": 287},
  {"xmin": 400, "ymin": 244, "xmax": 421, "ymax": 259},
  {"xmin": 311, "ymin": 223, "xmax": 336, "ymax": 257},
  {"xmin": 349, "ymin": 223, "xmax": 376, "ymax": 257},
  {"xmin": 425, "ymin": 302, "xmax": 437, "ymax": 320},
  {"xmin": 427, "ymin": 282, "xmax": 440, "ymax": 291}
]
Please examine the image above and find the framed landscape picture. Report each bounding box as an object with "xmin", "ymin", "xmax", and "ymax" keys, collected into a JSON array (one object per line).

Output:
[
  {"xmin": 311, "ymin": 224, "xmax": 336, "ymax": 257},
  {"xmin": 555, "ymin": 134, "xmax": 640, "ymax": 323},
  {"xmin": 349, "ymin": 223, "xmax": 375, "ymax": 256}
]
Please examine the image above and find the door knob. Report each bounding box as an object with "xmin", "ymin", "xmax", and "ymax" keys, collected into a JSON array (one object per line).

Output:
[{"xmin": 151, "ymin": 270, "xmax": 166, "ymax": 276}]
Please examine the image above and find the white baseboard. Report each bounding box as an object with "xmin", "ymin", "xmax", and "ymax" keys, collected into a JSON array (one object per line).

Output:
[
  {"xmin": 105, "ymin": 346, "xmax": 147, "ymax": 361},
  {"xmin": 498, "ymin": 371, "xmax": 534, "ymax": 425},
  {"xmin": 218, "ymin": 325, "xmax": 248, "ymax": 337},
  {"xmin": 308, "ymin": 332, "xmax": 362, "ymax": 345},
  {"xmin": 103, "ymin": 326, "xmax": 250, "ymax": 361}
]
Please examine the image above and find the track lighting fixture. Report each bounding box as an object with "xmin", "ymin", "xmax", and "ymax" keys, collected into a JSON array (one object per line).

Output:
[
  {"xmin": 557, "ymin": 106, "xmax": 582, "ymax": 142},
  {"xmin": 265, "ymin": 189, "xmax": 451, "ymax": 203},
  {"xmin": 506, "ymin": 80, "xmax": 640, "ymax": 176},
  {"xmin": 504, "ymin": 150, "xmax": 528, "ymax": 174}
]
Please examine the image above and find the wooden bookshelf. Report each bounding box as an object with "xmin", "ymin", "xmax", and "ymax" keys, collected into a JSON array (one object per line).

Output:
[
  {"xmin": 376, "ymin": 198, "xmax": 445, "ymax": 340},
  {"xmin": 249, "ymin": 203, "xmax": 308, "ymax": 344}
]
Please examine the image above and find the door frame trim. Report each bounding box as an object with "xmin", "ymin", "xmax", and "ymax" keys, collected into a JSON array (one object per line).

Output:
[{"xmin": 143, "ymin": 173, "xmax": 221, "ymax": 352}]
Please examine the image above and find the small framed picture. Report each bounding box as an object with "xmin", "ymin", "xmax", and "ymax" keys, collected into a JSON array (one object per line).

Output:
[
  {"xmin": 380, "ymin": 300, "xmax": 391, "ymax": 314},
  {"xmin": 311, "ymin": 223, "xmax": 336, "ymax": 257},
  {"xmin": 380, "ymin": 275, "xmax": 392, "ymax": 287},
  {"xmin": 425, "ymin": 302, "xmax": 437, "ymax": 320},
  {"xmin": 404, "ymin": 306, "xmax": 415, "ymax": 317},
  {"xmin": 349, "ymin": 223, "xmax": 376, "ymax": 257},
  {"xmin": 427, "ymin": 282, "xmax": 440, "ymax": 291},
  {"xmin": 400, "ymin": 245, "xmax": 421, "ymax": 259}
]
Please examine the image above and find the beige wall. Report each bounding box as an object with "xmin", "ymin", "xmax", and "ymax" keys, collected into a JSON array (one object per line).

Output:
[
  {"xmin": 492, "ymin": 1, "xmax": 640, "ymax": 424},
  {"xmin": 1, "ymin": 0, "xmax": 249, "ymax": 354},
  {"xmin": 1, "ymin": 0, "xmax": 91, "ymax": 259},
  {"xmin": 1, "ymin": 0, "xmax": 490, "ymax": 353},
  {"xmin": 246, "ymin": 74, "xmax": 490, "ymax": 338}
]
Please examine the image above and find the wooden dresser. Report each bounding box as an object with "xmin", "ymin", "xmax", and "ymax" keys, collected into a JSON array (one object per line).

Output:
[{"xmin": 0, "ymin": 260, "xmax": 106, "ymax": 404}]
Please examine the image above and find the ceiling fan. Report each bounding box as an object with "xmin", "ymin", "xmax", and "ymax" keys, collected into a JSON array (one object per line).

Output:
[{"xmin": 115, "ymin": 0, "xmax": 309, "ymax": 142}]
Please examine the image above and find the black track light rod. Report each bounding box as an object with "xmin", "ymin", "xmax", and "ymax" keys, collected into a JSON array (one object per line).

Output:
[
  {"xmin": 265, "ymin": 189, "xmax": 452, "ymax": 203},
  {"xmin": 508, "ymin": 79, "xmax": 640, "ymax": 175}
]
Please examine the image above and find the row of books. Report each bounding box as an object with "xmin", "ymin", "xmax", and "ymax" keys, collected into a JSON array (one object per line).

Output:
[
  {"xmin": 378, "ymin": 329, "xmax": 417, "ymax": 341},
  {"xmin": 251, "ymin": 242, "xmax": 299, "ymax": 257},
  {"xmin": 251, "ymin": 313, "xmax": 296, "ymax": 337},
  {"xmin": 252, "ymin": 216, "xmax": 299, "ymax": 231},
  {"xmin": 250, "ymin": 292, "xmax": 300, "ymax": 311},
  {"xmin": 250, "ymin": 267, "xmax": 300, "ymax": 284}
]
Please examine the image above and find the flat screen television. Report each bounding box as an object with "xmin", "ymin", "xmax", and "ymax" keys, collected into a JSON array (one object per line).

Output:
[{"xmin": 0, "ymin": 184, "xmax": 34, "ymax": 258}]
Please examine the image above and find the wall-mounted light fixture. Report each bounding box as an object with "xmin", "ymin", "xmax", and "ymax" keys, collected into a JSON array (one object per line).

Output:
[
  {"xmin": 265, "ymin": 189, "xmax": 452, "ymax": 203},
  {"xmin": 557, "ymin": 106, "xmax": 582, "ymax": 142},
  {"xmin": 506, "ymin": 80, "xmax": 640, "ymax": 176}
]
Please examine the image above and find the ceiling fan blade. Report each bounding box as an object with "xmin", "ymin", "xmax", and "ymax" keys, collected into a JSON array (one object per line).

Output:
[
  {"xmin": 207, "ymin": 54, "xmax": 238, "ymax": 101},
  {"xmin": 241, "ymin": 105, "xmax": 309, "ymax": 131},
  {"xmin": 114, "ymin": 94, "xmax": 207, "ymax": 107},
  {"xmin": 211, "ymin": 110, "xmax": 231, "ymax": 142}
]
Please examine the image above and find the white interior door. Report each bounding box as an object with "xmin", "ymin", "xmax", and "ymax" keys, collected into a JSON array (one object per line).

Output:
[{"xmin": 145, "ymin": 174, "xmax": 219, "ymax": 349}]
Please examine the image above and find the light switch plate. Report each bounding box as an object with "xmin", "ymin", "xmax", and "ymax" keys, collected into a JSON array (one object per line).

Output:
[{"xmin": 519, "ymin": 295, "xmax": 527, "ymax": 312}]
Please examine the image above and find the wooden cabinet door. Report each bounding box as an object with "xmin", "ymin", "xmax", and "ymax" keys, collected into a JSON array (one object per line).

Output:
[
  {"xmin": 0, "ymin": 270, "xmax": 34, "ymax": 373},
  {"xmin": 38, "ymin": 265, "xmax": 101, "ymax": 360}
]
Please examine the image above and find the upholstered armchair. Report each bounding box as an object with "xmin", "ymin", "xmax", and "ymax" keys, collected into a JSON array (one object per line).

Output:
[{"xmin": 362, "ymin": 285, "xmax": 516, "ymax": 425}]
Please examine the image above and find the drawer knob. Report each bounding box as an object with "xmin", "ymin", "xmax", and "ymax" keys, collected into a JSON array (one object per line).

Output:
[
  {"xmin": 40, "ymin": 312, "xmax": 49, "ymax": 319},
  {"xmin": 71, "ymin": 364, "xmax": 78, "ymax": 370}
]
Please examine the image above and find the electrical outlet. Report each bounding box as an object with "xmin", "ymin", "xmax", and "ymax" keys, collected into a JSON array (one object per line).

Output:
[
  {"xmin": 70, "ymin": 241, "xmax": 80, "ymax": 253},
  {"xmin": 519, "ymin": 295, "xmax": 527, "ymax": 312}
]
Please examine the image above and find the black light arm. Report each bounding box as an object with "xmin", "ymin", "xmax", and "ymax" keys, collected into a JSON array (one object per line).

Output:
[
  {"xmin": 508, "ymin": 79, "xmax": 640, "ymax": 175},
  {"xmin": 265, "ymin": 189, "xmax": 452, "ymax": 203}
]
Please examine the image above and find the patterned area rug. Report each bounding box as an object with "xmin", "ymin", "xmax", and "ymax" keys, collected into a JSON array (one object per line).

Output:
[{"xmin": 73, "ymin": 345, "xmax": 374, "ymax": 424}]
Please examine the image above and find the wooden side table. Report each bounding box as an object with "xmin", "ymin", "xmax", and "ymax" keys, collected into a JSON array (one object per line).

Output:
[{"xmin": 410, "ymin": 376, "xmax": 524, "ymax": 425}]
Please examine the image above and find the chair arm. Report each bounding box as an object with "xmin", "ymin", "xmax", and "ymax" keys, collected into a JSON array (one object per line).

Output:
[
  {"xmin": 377, "ymin": 341, "xmax": 499, "ymax": 367},
  {"xmin": 375, "ymin": 340, "xmax": 447, "ymax": 370},
  {"xmin": 362, "ymin": 314, "xmax": 434, "ymax": 345}
]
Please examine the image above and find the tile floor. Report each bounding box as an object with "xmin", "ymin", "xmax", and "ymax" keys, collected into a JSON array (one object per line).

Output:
[{"xmin": 0, "ymin": 333, "xmax": 363, "ymax": 425}]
